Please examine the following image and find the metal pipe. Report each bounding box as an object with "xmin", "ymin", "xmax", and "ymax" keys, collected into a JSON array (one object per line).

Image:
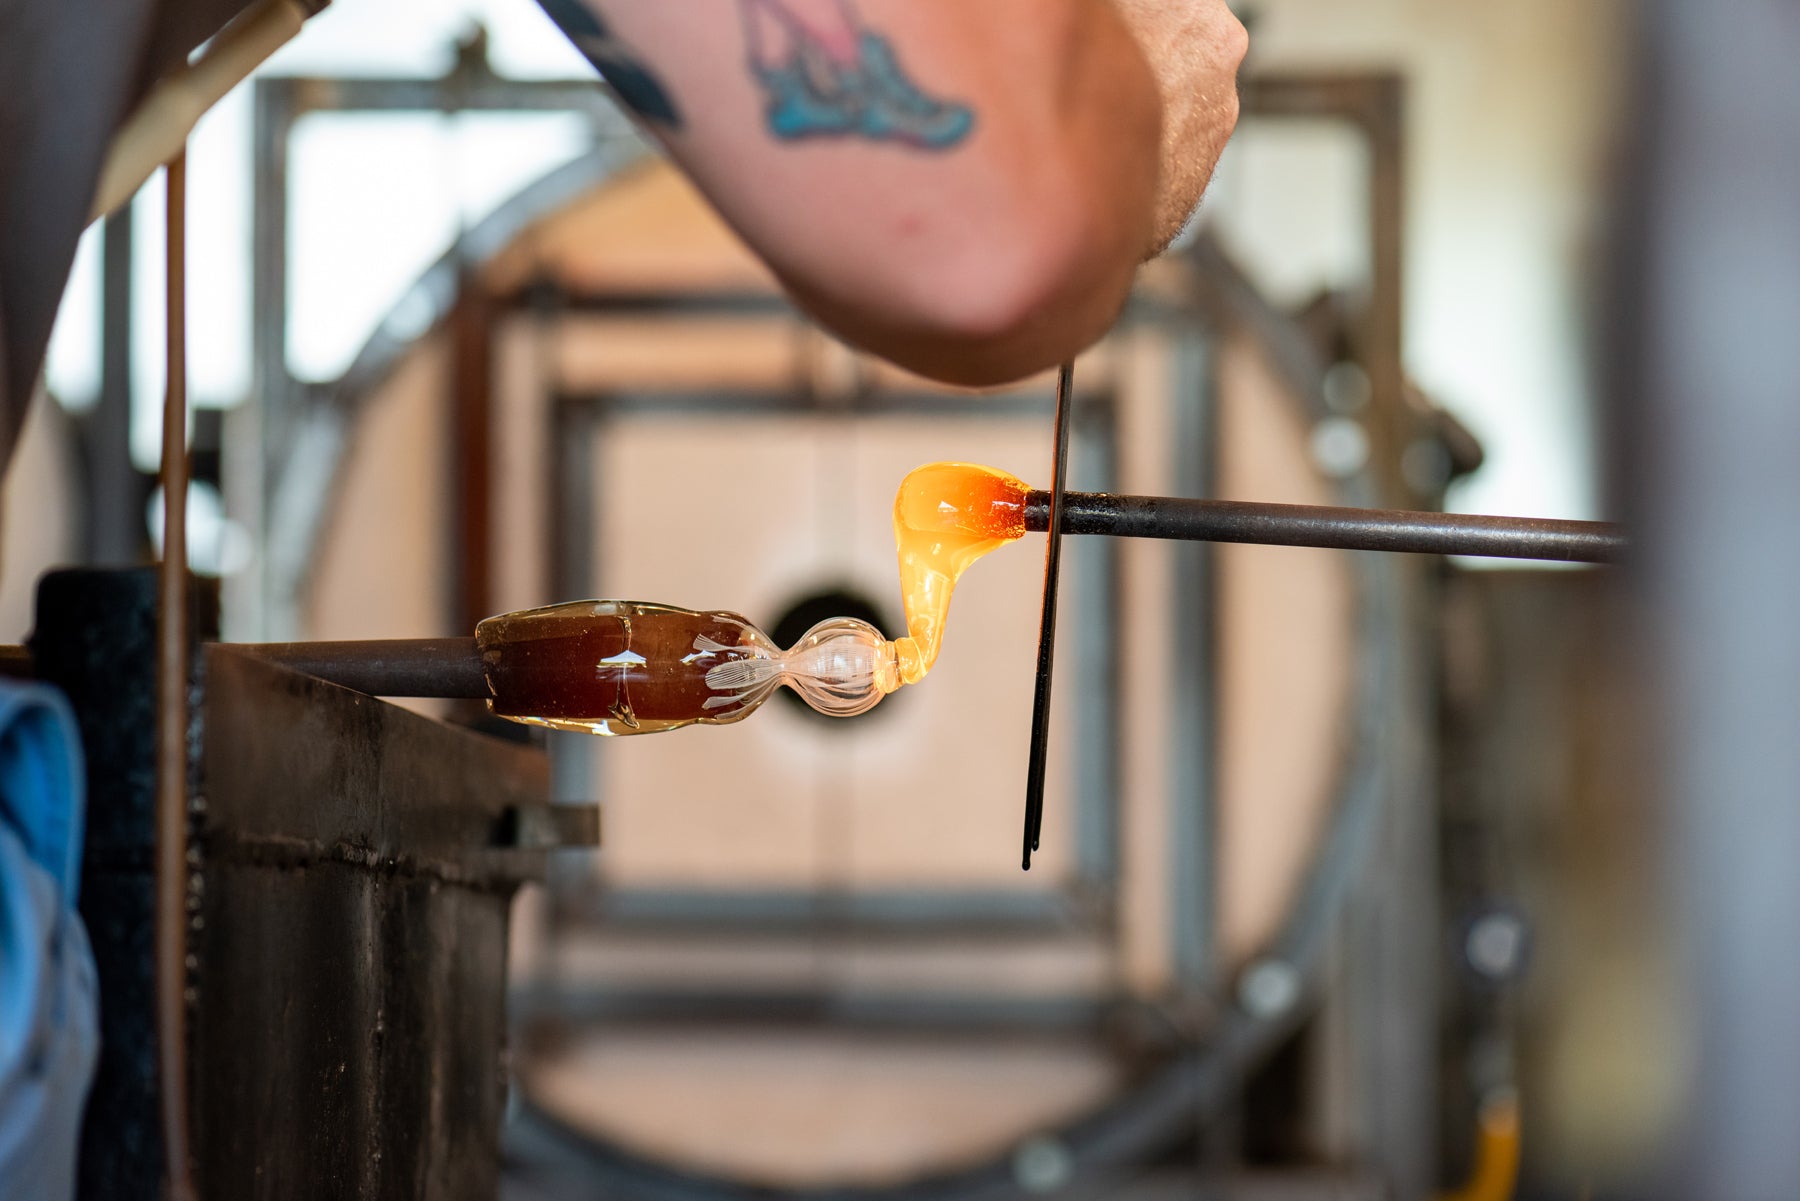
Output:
[
  {"xmin": 91, "ymin": 208, "xmax": 140, "ymax": 562},
  {"xmin": 0, "ymin": 639, "xmax": 493, "ymax": 700},
  {"xmin": 236, "ymin": 638, "xmax": 489, "ymax": 698},
  {"xmin": 156, "ymin": 149, "xmax": 196, "ymax": 1201},
  {"xmin": 214, "ymin": 494, "xmax": 1621, "ymax": 703},
  {"xmin": 1024, "ymin": 491, "xmax": 1625, "ymax": 564}
]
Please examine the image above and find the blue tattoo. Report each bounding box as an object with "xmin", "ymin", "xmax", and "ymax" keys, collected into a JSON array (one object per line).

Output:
[
  {"xmin": 539, "ymin": 0, "xmax": 683, "ymax": 129},
  {"xmin": 743, "ymin": 1, "xmax": 975, "ymax": 151}
]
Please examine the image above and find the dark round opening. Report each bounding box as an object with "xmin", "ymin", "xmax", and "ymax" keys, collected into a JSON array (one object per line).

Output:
[{"xmin": 766, "ymin": 585, "xmax": 900, "ymax": 723}]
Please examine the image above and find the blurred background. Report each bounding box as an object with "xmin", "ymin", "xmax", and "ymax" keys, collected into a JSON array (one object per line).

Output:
[{"xmin": 17, "ymin": 0, "xmax": 1785, "ymax": 1198}]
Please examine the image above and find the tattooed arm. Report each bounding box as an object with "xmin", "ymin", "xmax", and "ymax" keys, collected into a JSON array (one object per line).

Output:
[{"xmin": 541, "ymin": 0, "xmax": 1225, "ymax": 386}]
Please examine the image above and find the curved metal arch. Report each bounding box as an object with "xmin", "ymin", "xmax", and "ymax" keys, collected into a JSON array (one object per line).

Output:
[
  {"xmin": 265, "ymin": 135, "xmax": 654, "ymax": 624},
  {"xmin": 497, "ymin": 236, "xmax": 1415, "ymax": 1201}
]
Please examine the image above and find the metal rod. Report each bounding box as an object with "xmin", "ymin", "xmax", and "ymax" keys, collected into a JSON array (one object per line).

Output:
[
  {"xmin": 235, "ymin": 638, "xmax": 489, "ymax": 697},
  {"xmin": 1022, "ymin": 364, "xmax": 1075, "ymax": 871},
  {"xmin": 213, "ymin": 501, "xmax": 1619, "ymax": 707},
  {"xmin": 156, "ymin": 149, "xmax": 196, "ymax": 1201},
  {"xmin": 1023, "ymin": 490, "xmax": 1625, "ymax": 564},
  {"xmin": 92, "ymin": 207, "xmax": 140, "ymax": 562}
]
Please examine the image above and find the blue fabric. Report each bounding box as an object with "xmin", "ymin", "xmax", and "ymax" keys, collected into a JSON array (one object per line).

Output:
[{"xmin": 0, "ymin": 682, "xmax": 97, "ymax": 1201}]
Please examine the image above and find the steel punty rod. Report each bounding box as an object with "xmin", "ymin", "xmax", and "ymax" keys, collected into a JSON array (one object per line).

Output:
[
  {"xmin": 1023, "ymin": 490, "xmax": 1626, "ymax": 565},
  {"xmin": 238, "ymin": 638, "xmax": 488, "ymax": 697},
  {"xmin": 216, "ymin": 495, "xmax": 1620, "ymax": 699}
]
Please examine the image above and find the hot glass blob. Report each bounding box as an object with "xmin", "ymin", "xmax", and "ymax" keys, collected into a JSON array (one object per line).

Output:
[{"xmin": 890, "ymin": 461, "xmax": 1029, "ymax": 684}]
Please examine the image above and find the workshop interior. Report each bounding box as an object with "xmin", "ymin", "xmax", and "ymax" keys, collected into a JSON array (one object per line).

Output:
[{"xmin": 2, "ymin": 0, "xmax": 1796, "ymax": 1199}]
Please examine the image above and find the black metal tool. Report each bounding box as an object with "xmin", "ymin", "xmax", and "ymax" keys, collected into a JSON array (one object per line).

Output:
[
  {"xmin": 1022, "ymin": 364, "xmax": 1075, "ymax": 871},
  {"xmin": 89, "ymin": 490, "xmax": 1616, "ymax": 718},
  {"xmin": 239, "ymin": 637, "xmax": 489, "ymax": 697},
  {"xmin": 1021, "ymin": 491, "xmax": 1625, "ymax": 564}
]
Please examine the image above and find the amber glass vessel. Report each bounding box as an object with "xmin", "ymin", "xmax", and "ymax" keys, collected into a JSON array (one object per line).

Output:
[
  {"xmin": 476, "ymin": 600, "xmax": 901, "ymax": 736},
  {"xmin": 475, "ymin": 462, "xmax": 1033, "ymax": 736}
]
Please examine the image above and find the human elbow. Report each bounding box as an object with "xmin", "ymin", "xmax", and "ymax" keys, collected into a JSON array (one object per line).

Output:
[{"xmin": 886, "ymin": 206, "xmax": 1134, "ymax": 387}]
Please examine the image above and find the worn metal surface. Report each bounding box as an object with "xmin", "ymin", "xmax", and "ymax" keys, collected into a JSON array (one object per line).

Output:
[
  {"xmin": 30, "ymin": 567, "xmax": 592, "ymax": 1200},
  {"xmin": 1023, "ymin": 491, "xmax": 1625, "ymax": 564},
  {"xmin": 192, "ymin": 646, "xmax": 559, "ymax": 1200}
]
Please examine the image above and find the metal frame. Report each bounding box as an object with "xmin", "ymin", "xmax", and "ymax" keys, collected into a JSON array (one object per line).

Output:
[
  {"xmin": 250, "ymin": 61, "xmax": 1430, "ymax": 1201},
  {"xmin": 499, "ymin": 236, "xmax": 1415, "ymax": 1199},
  {"xmin": 1167, "ymin": 331, "xmax": 1220, "ymax": 997},
  {"xmin": 242, "ymin": 42, "xmax": 649, "ymax": 639},
  {"xmin": 1239, "ymin": 72, "xmax": 1435, "ymax": 1196},
  {"xmin": 541, "ymin": 365, "xmax": 1128, "ymax": 942},
  {"xmin": 499, "ymin": 247, "xmax": 1412, "ymax": 1192}
]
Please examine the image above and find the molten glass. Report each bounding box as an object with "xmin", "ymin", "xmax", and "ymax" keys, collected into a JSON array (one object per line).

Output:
[
  {"xmin": 889, "ymin": 461, "xmax": 1028, "ymax": 683},
  {"xmin": 476, "ymin": 462, "xmax": 1029, "ymax": 735}
]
